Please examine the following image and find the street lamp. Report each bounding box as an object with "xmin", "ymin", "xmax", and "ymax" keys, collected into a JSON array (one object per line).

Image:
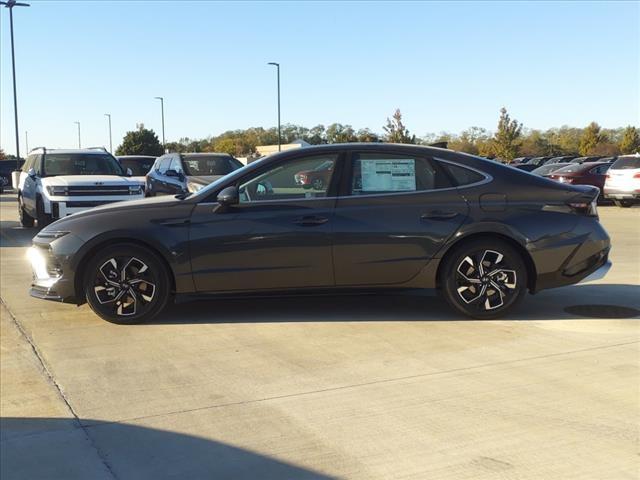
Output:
[
  {"xmin": 74, "ymin": 121, "xmax": 81, "ymax": 148},
  {"xmin": 267, "ymin": 62, "xmax": 281, "ymax": 151},
  {"xmin": 1, "ymin": 0, "xmax": 30, "ymax": 170},
  {"xmin": 154, "ymin": 96, "xmax": 165, "ymax": 150},
  {"xmin": 25, "ymin": 130, "xmax": 28, "ymax": 153},
  {"xmin": 104, "ymin": 113, "xmax": 112, "ymax": 153}
]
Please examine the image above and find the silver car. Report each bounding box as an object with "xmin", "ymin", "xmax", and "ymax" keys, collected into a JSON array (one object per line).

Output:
[{"xmin": 604, "ymin": 154, "xmax": 640, "ymax": 207}]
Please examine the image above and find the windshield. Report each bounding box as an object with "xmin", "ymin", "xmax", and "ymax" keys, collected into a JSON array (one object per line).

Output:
[
  {"xmin": 43, "ymin": 153, "xmax": 125, "ymax": 176},
  {"xmin": 611, "ymin": 156, "xmax": 640, "ymax": 170},
  {"xmin": 182, "ymin": 155, "xmax": 242, "ymax": 176},
  {"xmin": 119, "ymin": 157, "xmax": 155, "ymax": 176}
]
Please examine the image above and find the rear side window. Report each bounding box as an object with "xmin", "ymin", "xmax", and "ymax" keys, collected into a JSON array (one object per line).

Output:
[
  {"xmin": 350, "ymin": 153, "xmax": 451, "ymax": 196},
  {"xmin": 440, "ymin": 162, "xmax": 486, "ymax": 186},
  {"xmin": 590, "ymin": 164, "xmax": 610, "ymax": 175},
  {"xmin": 611, "ymin": 156, "xmax": 640, "ymax": 170}
]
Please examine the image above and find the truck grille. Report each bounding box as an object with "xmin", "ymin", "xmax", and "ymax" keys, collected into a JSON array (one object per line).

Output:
[
  {"xmin": 66, "ymin": 201, "xmax": 117, "ymax": 208},
  {"xmin": 67, "ymin": 186, "xmax": 133, "ymax": 196}
]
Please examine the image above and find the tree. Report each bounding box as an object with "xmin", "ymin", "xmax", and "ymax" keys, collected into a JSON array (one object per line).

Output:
[
  {"xmin": 356, "ymin": 128, "xmax": 380, "ymax": 143},
  {"xmin": 383, "ymin": 109, "xmax": 415, "ymax": 144},
  {"xmin": 116, "ymin": 125, "xmax": 164, "ymax": 156},
  {"xmin": 619, "ymin": 126, "xmax": 640, "ymax": 154},
  {"xmin": 0, "ymin": 148, "xmax": 6, "ymax": 161},
  {"xmin": 213, "ymin": 138, "xmax": 237, "ymax": 155},
  {"xmin": 492, "ymin": 107, "xmax": 522, "ymax": 161},
  {"xmin": 306, "ymin": 125, "xmax": 327, "ymax": 145},
  {"xmin": 578, "ymin": 122, "xmax": 604, "ymax": 155},
  {"xmin": 326, "ymin": 123, "xmax": 357, "ymax": 143}
]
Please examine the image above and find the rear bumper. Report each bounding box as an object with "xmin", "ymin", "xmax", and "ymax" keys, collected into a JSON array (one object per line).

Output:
[{"xmin": 604, "ymin": 186, "xmax": 640, "ymax": 199}]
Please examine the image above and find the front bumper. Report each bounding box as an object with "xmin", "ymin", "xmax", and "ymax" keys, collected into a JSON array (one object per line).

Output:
[
  {"xmin": 44, "ymin": 194, "xmax": 145, "ymax": 219},
  {"xmin": 27, "ymin": 238, "xmax": 81, "ymax": 304}
]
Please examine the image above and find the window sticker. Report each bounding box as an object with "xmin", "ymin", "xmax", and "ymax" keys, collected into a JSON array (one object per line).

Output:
[{"xmin": 360, "ymin": 159, "xmax": 416, "ymax": 192}]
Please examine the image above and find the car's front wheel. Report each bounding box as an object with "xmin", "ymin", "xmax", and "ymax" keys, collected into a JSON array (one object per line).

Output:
[
  {"xmin": 440, "ymin": 239, "xmax": 527, "ymax": 319},
  {"xmin": 614, "ymin": 199, "xmax": 633, "ymax": 208},
  {"xmin": 84, "ymin": 243, "xmax": 171, "ymax": 324}
]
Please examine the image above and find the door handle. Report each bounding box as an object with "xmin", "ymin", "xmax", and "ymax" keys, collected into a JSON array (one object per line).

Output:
[
  {"xmin": 293, "ymin": 215, "xmax": 329, "ymax": 226},
  {"xmin": 421, "ymin": 211, "xmax": 458, "ymax": 220}
]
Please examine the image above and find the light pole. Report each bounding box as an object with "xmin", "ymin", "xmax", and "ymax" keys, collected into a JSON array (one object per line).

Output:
[
  {"xmin": 154, "ymin": 96, "xmax": 165, "ymax": 150},
  {"xmin": 267, "ymin": 62, "xmax": 281, "ymax": 151},
  {"xmin": 104, "ymin": 113, "xmax": 112, "ymax": 153},
  {"xmin": 74, "ymin": 121, "xmax": 81, "ymax": 148},
  {"xmin": 25, "ymin": 130, "xmax": 28, "ymax": 152},
  {"xmin": 1, "ymin": 0, "xmax": 30, "ymax": 169}
]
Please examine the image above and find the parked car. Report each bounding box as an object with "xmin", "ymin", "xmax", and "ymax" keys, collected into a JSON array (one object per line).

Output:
[
  {"xmin": 294, "ymin": 160, "xmax": 334, "ymax": 190},
  {"xmin": 570, "ymin": 156, "xmax": 601, "ymax": 164},
  {"xmin": 146, "ymin": 152, "xmax": 243, "ymax": 196},
  {"xmin": 513, "ymin": 163, "xmax": 539, "ymax": 172},
  {"xmin": 511, "ymin": 157, "xmax": 531, "ymax": 165},
  {"xmin": 525, "ymin": 156, "xmax": 553, "ymax": 167},
  {"xmin": 547, "ymin": 155, "xmax": 577, "ymax": 164},
  {"xmin": 530, "ymin": 163, "xmax": 566, "ymax": 176},
  {"xmin": 1, "ymin": 158, "xmax": 25, "ymax": 193},
  {"xmin": 16, "ymin": 147, "xmax": 144, "ymax": 227},
  {"xmin": 28, "ymin": 143, "xmax": 610, "ymax": 324},
  {"xmin": 604, "ymin": 154, "xmax": 640, "ymax": 207},
  {"xmin": 117, "ymin": 155, "xmax": 157, "ymax": 185},
  {"xmin": 545, "ymin": 161, "xmax": 611, "ymax": 198}
]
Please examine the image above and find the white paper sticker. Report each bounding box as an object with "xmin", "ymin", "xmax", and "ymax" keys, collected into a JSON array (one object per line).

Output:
[{"xmin": 360, "ymin": 159, "xmax": 416, "ymax": 192}]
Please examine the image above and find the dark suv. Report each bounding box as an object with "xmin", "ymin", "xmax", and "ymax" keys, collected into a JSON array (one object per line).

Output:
[{"xmin": 146, "ymin": 152, "xmax": 243, "ymax": 196}]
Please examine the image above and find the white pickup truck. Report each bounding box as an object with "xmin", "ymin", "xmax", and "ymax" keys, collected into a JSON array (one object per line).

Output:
[{"xmin": 14, "ymin": 147, "xmax": 145, "ymax": 227}]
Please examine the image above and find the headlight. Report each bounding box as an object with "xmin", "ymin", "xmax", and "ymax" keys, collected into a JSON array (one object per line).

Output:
[
  {"xmin": 36, "ymin": 231, "xmax": 70, "ymax": 240},
  {"xmin": 187, "ymin": 182, "xmax": 204, "ymax": 193},
  {"xmin": 46, "ymin": 186, "xmax": 68, "ymax": 196},
  {"xmin": 26, "ymin": 247, "xmax": 50, "ymax": 280},
  {"xmin": 129, "ymin": 185, "xmax": 143, "ymax": 195}
]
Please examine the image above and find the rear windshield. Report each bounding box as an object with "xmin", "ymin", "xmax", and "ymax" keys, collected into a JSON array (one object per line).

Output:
[
  {"xmin": 119, "ymin": 157, "xmax": 155, "ymax": 176},
  {"xmin": 551, "ymin": 164, "xmax": 586, "ymax": 174},
  {"xmin": 182, "ymin": 155, "xmax": 242, "ymax": 176},
  {"xmin": 610, "ymin": 156, "xmax": 640, "ymax": 170},
  {"xmin": 43, "ymin": 153, "xmax": 125, "ymax": 176},
  {"xmin": 532, "ymin": 164, "xmax": 562, "ymax": 175}
]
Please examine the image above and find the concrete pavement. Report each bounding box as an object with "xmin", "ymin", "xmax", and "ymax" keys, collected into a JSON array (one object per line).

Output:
[{"xmin": 1, "ymin": 193, "xmax": 638, "ymax": 479}]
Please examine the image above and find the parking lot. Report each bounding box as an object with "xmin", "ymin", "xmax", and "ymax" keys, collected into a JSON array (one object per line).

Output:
[{"xmin": 1, "ymin": 192, "xmax": 638, "ymax": 479}]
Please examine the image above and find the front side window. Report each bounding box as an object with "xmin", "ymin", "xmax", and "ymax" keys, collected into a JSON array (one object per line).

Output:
[
  {"xmin": 169, "ymin": 156, "xmax": 184, "ymax": 174},
  {"xmin": 350, "ymin": 153, "xmax": 450, "ymax": 195},
  {"xmin": 157, "ymin": 157, "xmax": 171, "ymax": 174},
  {"xmin": 42, "ymin": 154, "xmax": 124, "ymax": 176},
  {"xmin": 22, "ymin": 154, "xmax": 36, "ymax": 173},
  {"xmin": 239, "ymin": 154, "xmax": 338, "ymax": 203}
]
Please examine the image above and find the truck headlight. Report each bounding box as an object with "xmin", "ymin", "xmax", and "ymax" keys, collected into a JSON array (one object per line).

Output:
[
  {"xmin": 46, "ymin": 186, "xmax": 68, "ymax": 196},
  {"xmin": 187, "ymin": 182, "xmax": 204, "ymax": 193}
]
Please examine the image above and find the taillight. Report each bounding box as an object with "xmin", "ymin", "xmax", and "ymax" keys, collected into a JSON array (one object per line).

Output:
[
  {"xmin": 567, "ymin": 198, "xmax": 599, "ymax": 217},
  {"xmin": 634, "ymin": 173, "xmax": 640, "ymax": 179}
]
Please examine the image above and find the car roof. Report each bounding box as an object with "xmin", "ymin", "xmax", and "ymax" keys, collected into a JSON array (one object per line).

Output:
[
  {"xmin": 117, "ymin": 155, "xmax": 157, "ymax": 159},
  {"xmin": 31, "ymin": 148, "xmax": 112, "ymax": 155}
]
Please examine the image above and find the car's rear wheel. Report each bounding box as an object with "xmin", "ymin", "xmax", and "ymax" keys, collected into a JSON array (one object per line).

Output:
[
  {"xmin": 18, "ymin": 196, "xmax": 35, "ymax": 228},
  {"xmin": 614, "ymin": 199, "xmax": 633, "ymax": 208},
  {"xmin": 440, "ymin": 239, "xmax": 527, "ymax": 319},
  {"xmin": 84, "ymin": 244, "xmax": 170, "ymax": 324}
]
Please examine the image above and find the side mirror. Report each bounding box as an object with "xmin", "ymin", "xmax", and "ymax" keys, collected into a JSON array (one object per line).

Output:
[
  {"xmin": 27, "ymin": 168, "xmax": 37, "ymax": 179},
  {"xmin": 217, "ymin": 186, "xmax": 239, "ymax": 207},
  {"xmin": 126, "ymin": 167, "xmax": 133, "ymax": 176}
]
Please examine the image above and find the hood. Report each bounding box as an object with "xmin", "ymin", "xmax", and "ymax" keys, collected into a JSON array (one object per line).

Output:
[
  {"xmin": 187, "ymin": 175, "xmax": 224, "ymax": 186},
  {"xmin": 41, "ymin": 175, "xmax": 140, "ymax": 187}
]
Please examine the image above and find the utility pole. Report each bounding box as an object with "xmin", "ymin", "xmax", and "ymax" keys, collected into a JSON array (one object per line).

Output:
[
  {"xmin": 104, "ymin": 113, "xmax": 112, "ymax": 153},
  {"xmin": 25, "ymin": 130, "xmax": 28, "ymax": 152},
  {"xmin": 267, "ymin": 62, "xmax": 281, "ymax": 151},
  {"xmin": 1, "ymin": 0, "xmax": 30, "ymax": 169},
  {"xmin": 154, "ymin": 96, "xmax": 165, "ymax": 150},
  {"xmin": 74, "ymin": 121, "xmax": 81, "ymax": 148}
]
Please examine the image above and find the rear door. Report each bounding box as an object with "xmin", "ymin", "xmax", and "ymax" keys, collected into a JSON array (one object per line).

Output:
[{"xmin": 332, "ymin": 150, "xmax": 469, "ymax": 286}]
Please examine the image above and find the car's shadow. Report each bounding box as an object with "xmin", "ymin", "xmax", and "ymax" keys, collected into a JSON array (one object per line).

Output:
[
  {"xmin": 0, "ymin": 220, "xmax": 36, "ymax": 248},
  {"xmin": 151, "ymin": 283, "xmax": 640, "ymax": 325},
  {"xmin": 1, "ymin": 417, "xmax": 333, "ymax": 480}
]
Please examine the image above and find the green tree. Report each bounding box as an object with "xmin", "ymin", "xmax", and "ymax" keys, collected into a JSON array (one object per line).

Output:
[
  {"xmin": 326, "ymin": 123, "xmax": 357, "ymax": 143},
  {"xmin": 492, "ymin": 107, "xmax": 522, "ymax": 161},
  {"xmin": 116, "ymin": 125, "xmax": 164, "ymax": 156},
  {"xmin": 305, "ymin": 125, "xmax": 326, "ymax": 144},
  {"xmin": 356, "ymin": 128, "xmax": 380, "ymax": 143},
  {"xmin": 578, "ymin": 122, "xmax": 604, "ymax": 155},
  {"xmin": 213, "ymin": 138, "xmax": 237, "ymax": 155},
  {"xmin": 0, "ymin": 148, "xmax": 6, "ymax": 161},
  {"xmin": 383, "ymin": 109, "xmax": 416, "ymax": 144},
  {"xmin": 619, "ymin": 126, "xmax": 640, "ymax": 154}
]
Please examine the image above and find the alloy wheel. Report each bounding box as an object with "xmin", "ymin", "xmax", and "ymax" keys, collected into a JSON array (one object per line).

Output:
[
  {"xmin": 455, "ymin": 249, "xmax": 517, "ymax": 311},
  {"xmin": 93, "ymin": 257, "xmax": 157, "ymax": 317}
]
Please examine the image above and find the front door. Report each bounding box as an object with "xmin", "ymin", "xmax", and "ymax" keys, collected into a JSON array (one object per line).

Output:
[
  {"xmin": 188, "ymin": 152, "xmax": 342, "ymax": 292},
  {"xmin": 332, "ymin": 151, "xmax": 468, "ymax": 286}
]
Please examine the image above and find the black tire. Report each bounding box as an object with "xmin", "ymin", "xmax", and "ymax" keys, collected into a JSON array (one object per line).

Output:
[
  {"xmin": 18, "ymin": 195, "xmax": 35, "ymax": 228},
  {"xmin": 84, "ymin": 243, "xmax": 171, "ymax": 324},
  {"xmin": 440, "ymin": 238, "xmax": 527, "ymax": 319},
  {"xmin": 36, "ymin": 197, "xmax": 52, "ymax": 228},
  {"xmin": 614, "ymin": 199, "xmax": 633, "ymax": 208}
]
